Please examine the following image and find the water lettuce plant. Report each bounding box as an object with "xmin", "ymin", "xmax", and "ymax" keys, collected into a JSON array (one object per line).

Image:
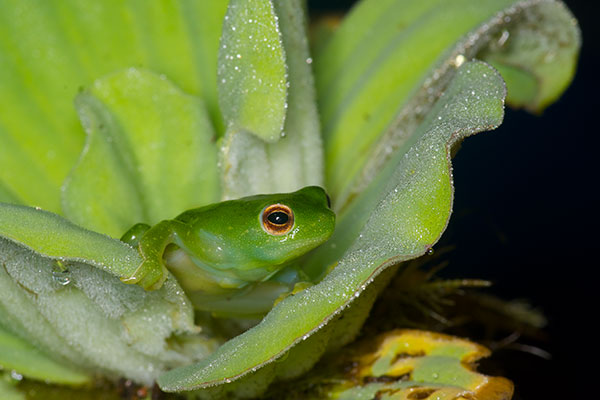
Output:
[{"xmin": 0, "ymin": 0, "xmax": 579, "ymax": 398}]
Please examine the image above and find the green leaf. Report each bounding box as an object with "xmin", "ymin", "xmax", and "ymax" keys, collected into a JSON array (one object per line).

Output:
[
  {"xmin": 0, "ymin": 183, "xmax": 21, "ymax": 205},
  {"xmin": 0, "ymin": 0, "xmax": 227, "ymax": 213},
  {"xmin": 0, "ymin": 324, "xmax": 91, "ymax": 385},
  {"xmin": 218, "ymin": 0, "xmax": 287, "ymax": 144},
  {"xmin": 314, "ymin": 0, "xmax": 580, "ymax": 210},
  {"xmin": 0, "ymin": 379, "xmax": 24, "ymax": 400},
  {"xmin": 62, "ymin": 68, "xmax": 220, "ymax": 237},
  {"xmin": 305, "ymin": 64, "xmax": 506, "ymax": 278},
  {"xmin": 478, "ymin": 1, "xmax": 580, "ymax": 112},
  {"xmin": 0, "ymin": 203, "xmax": 140, "ymax": 278},
  {"xmin": 219, "ymin": 0, "xmax": 324, "ymax": 199},
  {"xmin": 172, "ymin": 267, "xmax": 398, "ymax": 399},
  {"xmin": 0, "ymin": 203, "xmax": 209, "ymax": 385},
  {"xmin": 157, "ymin": 61, "xmax": 506, "ymax": 392}
]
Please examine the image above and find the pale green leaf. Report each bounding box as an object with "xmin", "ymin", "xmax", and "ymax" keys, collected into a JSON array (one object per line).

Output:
[
  {"xmin": 219, "ymin": 0, "xmax": 323, "ymax": 199},
  {"xmin": 0, "ymin": 0, "xmax": 227, "ymax": 213},
  {"xmin": 0, "ymin": 183, "xmax": 21, "ymax": 205},
  {"xmin": 0, "ymin": 324, "xmax": 91, "ymax": 385},
  {"xmin": 0, "ymin": 203, "xmax": 140, "ymax": 278},
  {"xmin": 62, "ymin": 68, "xmax": 220, "ymax": 237},
  {"xmin": 62, "ymin": 92, "xmax": 146, "ymax": 238},
  {"xmin": 218, "ymin": 0, "xmax": 287, "ymax": 143}
]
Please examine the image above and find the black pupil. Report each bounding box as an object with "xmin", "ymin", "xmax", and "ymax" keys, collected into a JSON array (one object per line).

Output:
[{"xmin": 267, "ymin": 211, "xmax": 289, "ymax": 225}]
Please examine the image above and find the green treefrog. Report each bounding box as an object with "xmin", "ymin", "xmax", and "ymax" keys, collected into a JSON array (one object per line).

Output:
[{"xmin": 120, "ymin": 186, "xmax": 335, "ymax": 316}]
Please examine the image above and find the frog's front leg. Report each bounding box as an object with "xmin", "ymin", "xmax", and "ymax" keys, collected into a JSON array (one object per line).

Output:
[
  {"xmin": 120, "ymin": 222, "xmax": 151, "ymax": 247},
  {"xmin": 120, "ymin": 220, "xmax": 191, "ymax": 290}
]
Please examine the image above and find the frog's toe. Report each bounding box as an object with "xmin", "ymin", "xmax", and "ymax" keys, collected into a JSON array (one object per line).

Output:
[{"xmin": 120, "ymin": 260, "xmax": 168, "ymax": 290}]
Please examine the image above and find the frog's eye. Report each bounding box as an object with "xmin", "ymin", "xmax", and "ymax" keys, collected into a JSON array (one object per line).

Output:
[{"xmin": 261, "ymin": 204, "xmax": 294, "ymax": 236}]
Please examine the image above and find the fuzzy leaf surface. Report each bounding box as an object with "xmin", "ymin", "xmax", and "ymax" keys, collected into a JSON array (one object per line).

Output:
[
  {"xmin": 217, "ymin": 0, "xmax": 287, "ymax": 144},
  {"xmin": 219, "ymin": 0, "xmax": 323, "ymax": 200},
  {"xmin": 62, "ymin": 68, "xmax": 220, "ymax": 237},
  {"xmin": 0, "ymin": 204, "xmax": 207, "ymax": 385}
]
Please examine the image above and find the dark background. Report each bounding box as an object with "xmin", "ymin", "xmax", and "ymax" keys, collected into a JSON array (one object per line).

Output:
[
  {"xmin": 447, "ymin": 1, "xmax": 596, "ymax": 398},
  {"xmin": 308, "ymin": 1, "xmax": 597, "ymax": 398}
]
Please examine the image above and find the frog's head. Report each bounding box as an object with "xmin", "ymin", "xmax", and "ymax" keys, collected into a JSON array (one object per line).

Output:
[
  {"xmin": 190, "ymin": 186, "xmax": 335, "ymax": 285},
  {"xmin": 255, "ymin": 185, "xmax": 335, "ymax": 254}
]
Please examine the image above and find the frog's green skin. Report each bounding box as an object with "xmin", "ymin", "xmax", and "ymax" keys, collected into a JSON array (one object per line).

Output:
[{"xmin": 120, "ymin": 186, "xmax": 335, "ymax": 315}]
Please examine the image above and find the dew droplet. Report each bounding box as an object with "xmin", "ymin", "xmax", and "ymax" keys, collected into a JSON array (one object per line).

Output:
[
  {"xmin": 10, "ymin": 370, "xmax": 23, "ymax": 381},
  {"xmin": 52, "ymin": 270, "xmax": 71, "ymax": 286},
  {"xmin": 51, "ymin": 260, "xmax": 72, "ymax": 285},
  {"xmin": 454, "ymin": 54, "xmax": 466, "ymax": 67}
]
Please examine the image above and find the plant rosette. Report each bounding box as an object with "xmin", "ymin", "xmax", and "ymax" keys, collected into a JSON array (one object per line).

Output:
[{"xmin": 0, "ymin": 0, "xmax": 579, "ymax": 398}]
